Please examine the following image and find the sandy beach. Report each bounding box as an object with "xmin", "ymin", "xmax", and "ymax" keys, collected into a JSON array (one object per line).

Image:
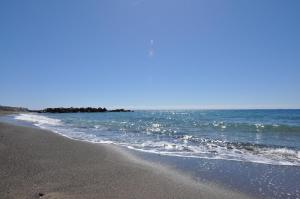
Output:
[{"xmin": 0, "ymin": 121, "xmax": 253, "ymax": 199}]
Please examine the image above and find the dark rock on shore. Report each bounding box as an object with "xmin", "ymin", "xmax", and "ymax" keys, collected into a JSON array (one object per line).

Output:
[
  {"xmin": 108, "ymin": 109, "xmax": 132, "ymax": 112},
  {"xmin": 37, "ymin": 107, "xmax": 133, "ymax": 113},
  {"xmin": 40, "ymin": 107, "xmax": 107, "ymax": 113},
  {"xmin": 0, "ymin": 105, "xmax": 133, "ymax": 114}
]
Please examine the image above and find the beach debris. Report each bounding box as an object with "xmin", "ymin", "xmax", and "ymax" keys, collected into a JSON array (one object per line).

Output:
[{"xmin": 38, "ymin": 192, "xmax": 45, "ymax": 197}]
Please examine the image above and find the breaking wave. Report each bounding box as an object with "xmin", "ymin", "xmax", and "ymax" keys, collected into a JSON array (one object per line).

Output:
[{"xmin": 15, "ymin": 113, "xmax": 62, "ymax": 126}]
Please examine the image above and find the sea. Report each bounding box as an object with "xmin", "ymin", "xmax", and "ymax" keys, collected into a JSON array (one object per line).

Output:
[{"xmin": 1, "ymin": 110, "xmax": 300, "ymax": 198}]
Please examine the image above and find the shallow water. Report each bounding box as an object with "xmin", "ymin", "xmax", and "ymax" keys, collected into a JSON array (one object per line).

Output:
[{"xmin": 131, "ymin": 150, "xmax": 300, "ymax": 199}]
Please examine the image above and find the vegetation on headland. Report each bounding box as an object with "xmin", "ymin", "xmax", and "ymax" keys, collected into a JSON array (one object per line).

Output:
[{"xmin": 0, "ymin": 105, "xmax": 133, "ymax": 114}]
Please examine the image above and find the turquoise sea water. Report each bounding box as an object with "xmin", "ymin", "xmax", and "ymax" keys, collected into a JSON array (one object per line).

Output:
[{"xmin": 11, "ymin": 110, "xmax": 300, "ymax": 166}]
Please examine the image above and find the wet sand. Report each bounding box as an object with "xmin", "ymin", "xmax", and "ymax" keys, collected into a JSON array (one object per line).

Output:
[{"xmin": 0, "ymin": 122, "xmax": 252, "ymax": 199}]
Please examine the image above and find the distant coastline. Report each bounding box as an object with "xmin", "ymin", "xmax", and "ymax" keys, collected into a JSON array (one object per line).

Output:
[
  {"xmin": 0, "ymin": 105, "xmax": 28, "ymax": 115},
  {"xmin": 0, "ymin": 105, "xmax": 133, "ymax": 114}
]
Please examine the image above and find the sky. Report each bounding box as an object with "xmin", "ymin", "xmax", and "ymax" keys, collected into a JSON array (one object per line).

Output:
[{"xmin": 0, "ymin": 0, "xmax": 300, "ymax": 109}]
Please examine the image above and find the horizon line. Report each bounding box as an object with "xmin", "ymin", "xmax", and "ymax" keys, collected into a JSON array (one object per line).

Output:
[{"xmin": 2, "ymin": 104, "xmax": 300, "ymax": 111}]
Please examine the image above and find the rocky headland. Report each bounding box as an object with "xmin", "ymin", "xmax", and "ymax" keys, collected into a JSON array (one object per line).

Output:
[{"xmin": 0, "ymin": 105, "xmax": 133, "ymax": 114}]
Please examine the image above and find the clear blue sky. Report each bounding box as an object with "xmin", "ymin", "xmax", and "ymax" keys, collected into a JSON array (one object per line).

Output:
[{"xmin": 0, "ymin": 0, "xmax": 299, "ymax": 109}]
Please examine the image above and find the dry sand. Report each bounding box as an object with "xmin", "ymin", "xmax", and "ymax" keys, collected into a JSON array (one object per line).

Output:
[{"xmin": 0, "ymin": 122, "xmax": 253, "ymax": 199}]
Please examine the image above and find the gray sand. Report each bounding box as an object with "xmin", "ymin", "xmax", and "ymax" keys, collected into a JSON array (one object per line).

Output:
[{"xmin": 0, "ymin": 122, "xmax": 253, "ymax": 199}]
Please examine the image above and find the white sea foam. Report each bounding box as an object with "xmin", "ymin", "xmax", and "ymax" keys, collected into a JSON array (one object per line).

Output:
[
  {"xmin": 14, "ymin": 114, "xmax": 115, "ymax": 146},
  {"xmin": 255, "ymin": 123, "xmax": 265, "ymax": 128},
  {"xmin": 124, "ymin": 139, "xmax": 300, "ymax": 166},
  {"xmin": 152, "ymin": 123, "xmax": 160, "ymax": 128},
  {"xmin": 15, "ymin": 113, "xmax": 62, "ymax": 127},
  {"xmin": 265, "ymin": 148, "xmax": 298, "ymax": 157},
  {"xmin": 146, "ymin": 123, "xmax": 161, "ymax": 133},
  {"xmin": 213, "ymin": 121, "xmax": 227, "ymax": 129}
]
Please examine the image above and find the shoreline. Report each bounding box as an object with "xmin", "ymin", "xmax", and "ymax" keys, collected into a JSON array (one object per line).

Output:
[{"xmin": 0, "ymin": 121, "xmax": 252, "ymax": 199}]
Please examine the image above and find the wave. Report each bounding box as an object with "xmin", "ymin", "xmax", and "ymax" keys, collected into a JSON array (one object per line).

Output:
[
  {"xmin": 123, "ymin": 138, "xmax": 300, "ymax": 166},
  {"xmin": 14, "ymin": 113, "xmax": 115, "ymax": 144},
  {"xmin": 15, "ymin": 113, "xmax": 62, "ymax": 127}
]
